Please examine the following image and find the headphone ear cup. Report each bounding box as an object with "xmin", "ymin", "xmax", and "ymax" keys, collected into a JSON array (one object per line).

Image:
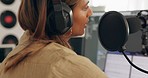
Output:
[
  {"xmin": 139, "ymin": 16, "xmax": 146, "ymax": 28},
  {"xmin": 46, "ymin": 2, "xmax": 73, "ymax": 36},
  {"xmin": 137, "ymin": 10, "xmax": 148, "ymax": 28},
  {"xmin": 46, "ymin": 12, "xmax": 55, "ymax": 35},
  {"xmin": 62, "ymin": 2, "xmax": 73, "ymax": 28}
]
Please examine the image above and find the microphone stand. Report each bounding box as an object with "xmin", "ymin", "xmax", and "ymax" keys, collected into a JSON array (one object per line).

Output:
[
  {"xmin": 141, "ymin": 28, "xmax": 148, "ymax": 56},
  {"xmin": 137, "ymin": 10, "xmax": 148, "ymax": 55}
]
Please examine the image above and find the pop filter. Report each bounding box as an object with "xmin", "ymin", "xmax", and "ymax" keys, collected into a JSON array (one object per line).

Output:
[
  {"xmin": 98, "ymin": 11, "xmax": 129, "ymax": 51},
  {"xmin": 98, "ymin": 11, "xmax": 148, "ymax": 74}
]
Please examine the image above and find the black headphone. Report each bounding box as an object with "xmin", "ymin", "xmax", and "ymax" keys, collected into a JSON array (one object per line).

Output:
[
  {"xmin": 46, "ymin": 0, "xmax": 73, "ymax": 36},
  {"xmin": 137, "ymin": 10, "xmax": 148, "ymax": 28}
]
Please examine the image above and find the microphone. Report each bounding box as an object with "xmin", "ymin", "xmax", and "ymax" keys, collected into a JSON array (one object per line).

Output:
[{"xmin": 126, "ymin": 16, "xmax": 141, "ymax": 34}]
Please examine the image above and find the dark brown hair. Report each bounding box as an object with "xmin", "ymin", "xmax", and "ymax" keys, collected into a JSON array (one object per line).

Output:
[{"xmin": 18, "ymin": 0, "xmax": 46, "ymax": 39}]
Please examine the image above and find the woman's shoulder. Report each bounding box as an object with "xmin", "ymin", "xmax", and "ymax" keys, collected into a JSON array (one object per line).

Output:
[
  {"xmin": 25, "ymin": 42, "xmax": 77, "ymax": 64},
  {"xmin": 43, "ymin": 42, "xmax": 77, "ymax": 55},
  {"xmin": 51, "ymin": 54, "xmax": 108, "ymax": 78}
]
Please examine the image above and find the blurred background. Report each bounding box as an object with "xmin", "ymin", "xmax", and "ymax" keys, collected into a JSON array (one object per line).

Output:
[{"xmin": 1, "ymin": 0, "xmax": 148, "ymax": 78}]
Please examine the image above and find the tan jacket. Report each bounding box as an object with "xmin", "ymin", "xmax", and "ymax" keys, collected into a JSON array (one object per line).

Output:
[{"xmin": 0, "ymin": 30, "xmax": 108, "ymax": 78}]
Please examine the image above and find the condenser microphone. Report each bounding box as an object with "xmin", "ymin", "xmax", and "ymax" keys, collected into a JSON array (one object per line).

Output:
[{"xmin": 126, "ymin": 16, "xmax": 141, "ymax": 34}]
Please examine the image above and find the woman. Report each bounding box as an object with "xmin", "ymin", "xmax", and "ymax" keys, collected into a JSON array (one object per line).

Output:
[{"xmin": 0, "ymin": 0, "xmax": 108, "ymax": 78}]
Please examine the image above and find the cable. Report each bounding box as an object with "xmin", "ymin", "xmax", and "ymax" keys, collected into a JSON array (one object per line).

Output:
[{"xmin": 120, "ymin": 51, "xmax": 148, "ymax": 74}]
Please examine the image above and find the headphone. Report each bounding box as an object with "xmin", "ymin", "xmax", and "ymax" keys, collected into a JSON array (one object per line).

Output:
[
  {"xmin": 46, "ymin": 0, "xmax": 73, "ymax": 36},
  {"xmin": 137, "ymin": 10, "xmax": 148, "ymax": 28}
]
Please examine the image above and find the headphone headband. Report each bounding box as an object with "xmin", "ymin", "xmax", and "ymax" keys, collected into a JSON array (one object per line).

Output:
[{"xmin": 53, "ymin": 0, "xmax": 61, "ymax": 4}]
